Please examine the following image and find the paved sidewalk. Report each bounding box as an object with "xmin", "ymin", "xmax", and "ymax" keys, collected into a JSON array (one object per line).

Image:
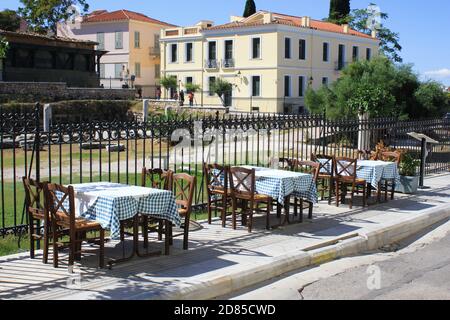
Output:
[{"xmin": 1, "ymin": 174, "xmax": 449, "ymax": 300}]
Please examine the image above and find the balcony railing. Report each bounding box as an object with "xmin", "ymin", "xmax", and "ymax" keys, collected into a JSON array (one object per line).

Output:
[
  {"xmin": 204, "ymin": 59, "xmax": 218, "ymax": 69},
  {"xmin": 222, "ymin": 59, "xmax": 235, "ymax": 69},
  {"xmin": 335, "ymin": 61, "xmax": 349, "ymax": 71},
  {"xmin": 149, "ymin": 47, "xmax": 161, "ymax": 57}
]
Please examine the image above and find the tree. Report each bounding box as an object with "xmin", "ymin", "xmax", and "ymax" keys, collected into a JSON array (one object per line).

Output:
[
  {"xmin": 305, "ymin": 56, "xmax": 448, "ymax": 120},
  {"xmin": 414, "ymin": 81, "xmax": 449, "ymax": 119},
  {"xmin": 211, "ymin": 78, "xmax": 233, "ymax": 107},
  {"xmin": 328, "ymin": 0, "xmax": 351, "ymax": 24},
  {"xmin": 0, "ymin": 36, "xmax": 9, "ymax": 59},
  {"xmin": 243, "ymin": 0, "xmax": 256, "ymax": 18},
  {"xmin": 349, "ymin": 4, "xmax": 402, "ymax": 62},
  {"xmin": 185, "ymin": 83, "xmax": 201, "ymax": 94},
  {"xmin": 18, "ymin": 0, "xmax": 89, "ymax": 34},
  {"xmin": 0, "ymin": 9, "xmax": 21, "ymax": 31},
  {"xmin": 160, "ymin": 75, "xmax": 178, "ymax": 98}
]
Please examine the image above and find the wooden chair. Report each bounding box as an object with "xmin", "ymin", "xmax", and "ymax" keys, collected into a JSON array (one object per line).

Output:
[
  {"xmin": 23, "ymin": 177, "xmax": 50, "ymax": 263},
  {"xmin": 311, "ymin": 154, "xmax": 334, "ymax": 205},
  {"xmin": 229, "ymin": 167, "xmax": 273, "ymax": 232},
  {"xmin": 168, "ymin": 173, "xmax": 196, "ymax": 250},
  {"xmin": 357, "ymin": 150, "xmax": 371, "ymax": 160},
  {"xmin": 334, "ymin": 157, "xmax": 367, "ymax": 209},
  {"xmin": 291, "ymin": 161, "xmax": 320, "ymax": 222},
  {"xmin": 379, "ymin": 151, "xmax": 402, "ymax": 201},
  {"xmin": 140, "ymin": 167, "xmax": 173, "ymax": 249},
  {"xmin": 204, "ymin": 163, "xmax": 232, "ymax": 227},
  {"xmin": 43, "ymin": 183, "xmax": 105, "ymax": 270}
]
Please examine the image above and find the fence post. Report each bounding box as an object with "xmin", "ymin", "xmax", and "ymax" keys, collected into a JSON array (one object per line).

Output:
[
  {"xmin": 358, "ymin": 112, "xmax": 370, "ymax": 151},
  {"xmin": 419, "ymin": 137, "xmax": 426, "ymax": 188},
  {"xmin": 322, "ymin": 109, "xmax": 327, "ymax": 155},
  {"xmin": 34, "ymin": 103, "xmax": 40, "ymax": 183},
  {"xmin": 43, "ymin": 104, "xmax": 52, "ymax": 132},
  {"xmin": 143, "ymin": 99, "xmax": 149, "ymax": 122}
]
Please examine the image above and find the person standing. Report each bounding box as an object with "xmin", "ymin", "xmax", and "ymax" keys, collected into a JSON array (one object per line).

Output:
[
  {"xmin": 179, "ymin": 89, "xmax": 185, "ymax": 106},
  {"xmin": 156, "ymin": 87, "xmax": 161, "ymax": 100},
  {"xmin": 188, "ymin": 91, "xmax": 194, "ymax": 107}
]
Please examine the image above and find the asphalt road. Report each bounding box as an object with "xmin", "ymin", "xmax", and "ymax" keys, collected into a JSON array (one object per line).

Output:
[
  {"xmin": 300, "ymin": 232, "xmax": 450, "ymax": 300},
  {"xmin": 226, "ymin": 219, "xmax": 450, "ymax": 300}
]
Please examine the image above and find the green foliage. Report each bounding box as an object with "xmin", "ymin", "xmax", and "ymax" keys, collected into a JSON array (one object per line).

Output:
[
  {"xmin": 328, "ymin": 0, "xmax": 351, "ymax": 24},
  {"xmin": 185, "ymin": 83, "xmax": 201, "ymax": 93},
  {"xmin": 305, "ymin": 85, "xmax": 337, "ymax": 116},
  {"xmin": 0, "ymin": 36, "xmax": 8, "ymax": 59},
  {"xmin": 211, "ymin": 78, "xmax": 233, "ymax": 107},
  {"xmin": 18, "ymin": 0, "xmax": 89, "ymax": 34},
  {"xmin": 349, "ymin": 4, "xmax": 402, "ymax": 62},
  {"xmin": 305, "ymin": 56, "xmax": 449, "ymax": 120},
  {"xmin": 0, "ymin": 9, "xmax": 21, "ymax": 31},
  {"xmin": 160, "ymin": 75, "xmax": 178, "ymax": 91},
  {"xmin": 399, "ymin": 153, "xmax": 420, "ymax": 176},
  {"xmin": 243, "ymin": 0, "xmax": 257, "ymax": 18},
  {"xmin": 414, "ymin": 81, "xmax": 449, "ymax": 118}
]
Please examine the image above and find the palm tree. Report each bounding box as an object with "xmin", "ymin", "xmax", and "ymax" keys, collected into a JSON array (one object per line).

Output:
[
  {"xmin": 159, "ymin": 76, "xmax": 178, "ymax": 99},
  {"xmin": 211, "ymin": 78, "xmax": 233, "ymax": 110}
]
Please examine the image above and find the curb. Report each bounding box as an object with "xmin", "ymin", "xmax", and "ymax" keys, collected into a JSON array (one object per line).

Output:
[{"xmin": 142, "ymin": 203, "xmax": 450, "ymax": 300}]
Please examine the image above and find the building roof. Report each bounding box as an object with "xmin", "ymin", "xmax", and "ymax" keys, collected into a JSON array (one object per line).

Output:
[
  {"xmin": 82, "ymin": 9, "xmax": 177, "ymax": 27},
  {"xmin": 0, "ymin": 29, "xmax": 98, "ymax": 45},
  {"xmin": 206, "ymin": 11, "xmax": 374, "ymax": 40}
]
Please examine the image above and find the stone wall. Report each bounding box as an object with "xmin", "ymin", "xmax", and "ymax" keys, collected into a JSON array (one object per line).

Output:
[{"xmin": 0, "ymin": 82, "xmax": 135, "ymax": 103}]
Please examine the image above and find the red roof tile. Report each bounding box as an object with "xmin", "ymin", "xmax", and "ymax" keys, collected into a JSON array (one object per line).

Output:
[
  {"xmin": 83, "ymin": 9, "xmax": 176, "ymax": 27},
  {"xmin": 207, "ymin": 11, "xmax": 374, "ymax": 40}
]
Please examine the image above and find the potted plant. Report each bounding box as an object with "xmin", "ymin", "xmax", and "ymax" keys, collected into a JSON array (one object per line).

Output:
[{"xmin": 395, "ymin": 152, "xmax": 421, "ymax": 194}]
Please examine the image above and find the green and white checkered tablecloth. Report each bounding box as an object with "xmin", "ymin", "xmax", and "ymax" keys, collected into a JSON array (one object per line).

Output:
[
  {"xmin": 57, "ymin": 182, "xmax": 180, "ymax": 239},
  {"xmin": 318, "ymin": 159, "xmax": 401, "ymax": 189},
  {"xmin": 217, "ymin": 166, "xmax": 318, "ymax": 205}
]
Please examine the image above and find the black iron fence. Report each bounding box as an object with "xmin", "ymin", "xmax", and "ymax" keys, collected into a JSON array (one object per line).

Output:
[{"xmin": 1, "ymin": 103, "xmax": 449, "ymax": 236}]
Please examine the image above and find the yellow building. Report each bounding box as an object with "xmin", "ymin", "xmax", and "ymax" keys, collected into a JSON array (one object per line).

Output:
[
  {"xmin": 160, "ymin": 11, "xmax": 379, "ymax": 113},
  {"xmin": 58, "ymin": 9, "xmax": 176, "ymax": 97}
]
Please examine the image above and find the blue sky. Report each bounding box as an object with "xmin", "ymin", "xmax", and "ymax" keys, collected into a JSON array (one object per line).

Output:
[{"xmin": 2, "ymin": 0, "xmax": 450, "ymax": 86}]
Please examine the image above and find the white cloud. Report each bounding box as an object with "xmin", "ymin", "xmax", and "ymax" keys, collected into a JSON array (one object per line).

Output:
[
  {"xmin": 424, "ymin": 68, "xmax": 450, "ymax": 78},
  {"xmin": 422, "ymin": 68, "xmax": 450, "ymax": 86}
]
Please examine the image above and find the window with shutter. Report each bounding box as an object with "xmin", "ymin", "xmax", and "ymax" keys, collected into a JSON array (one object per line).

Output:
[
  {"xmin": 299, "ymin": 39, "xmax": 306, "ymax": 60},
  {"xmin": 115, "ymin": 32, "xmax": 123, "ymax": 49}
]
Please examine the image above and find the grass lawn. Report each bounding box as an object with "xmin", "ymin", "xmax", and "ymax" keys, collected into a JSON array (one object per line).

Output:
[
  {"xmin": 0, "ymin": 139, "xmax": 170, "ymax": 171},
  {"xmin": 0, "ymin": 234, "xmax": 30, "ymax": 256}
]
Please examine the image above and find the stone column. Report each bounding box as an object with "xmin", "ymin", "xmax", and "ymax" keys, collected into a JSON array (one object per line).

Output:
[
  {"xmin": 143, "ymin": 99, "xmax": 149, "ymax": 122},
  {"xmin": 43, "ymin": 104, "xmax": 52, "ymax": 132}
]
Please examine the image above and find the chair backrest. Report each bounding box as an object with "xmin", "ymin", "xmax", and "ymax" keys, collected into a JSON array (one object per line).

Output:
[
  {"xmin": 43, "ymin": 183, "xmax": 76, "ymax": 228},
  {"xmin": 203, "ymin": 163, "xmax": 229, "ymax": 193},
  {"xmin": 357, "ymin": 150, "xmax": 371, "ymax": 160},
  {"xmin": 278, "ymin": 158, "xmax": 296, "ymax": 171},
  {"xmin": 334, "ymin": 157, "xmax": 357, "ymax": 179},
  {"xmin": 311, "ymin": 153, "xmax": 334, "ymax": 176},
  {"xmin": 172, "ymin": 173, "xmax": 196, "ymax": 216},
  {"xmin": 380, "ymin": 151, "xmax": 402, "ymax": 166},
  {"xmin": 229, "ymin": 167, "xmax": 256, "ymax": 198},
  {"xmin": 295, "ymin": 161, "xmax": 320, "ymax": 183},
  {"xmin": 22, "ymin": 177, "xmax": 45, "ymax": 217},
  {"xmin": 141, "ymin": 167, "xmax": 173, "ymax": 190}
]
